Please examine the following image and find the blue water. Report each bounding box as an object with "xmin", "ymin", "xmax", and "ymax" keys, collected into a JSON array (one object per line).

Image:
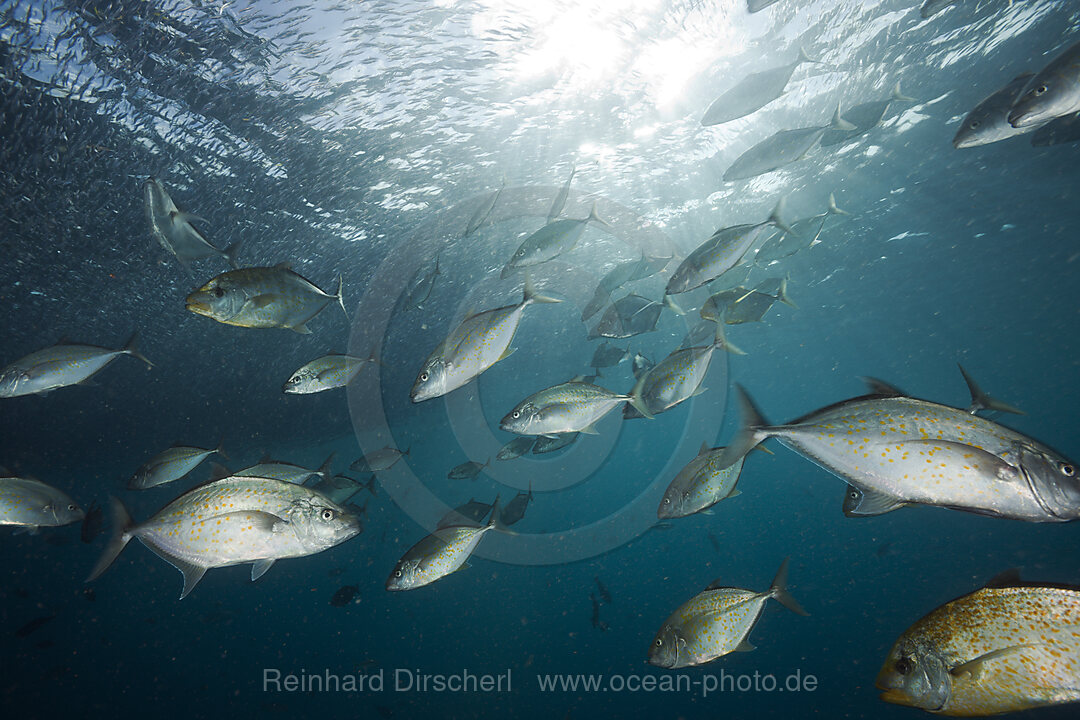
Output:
[{"xmin": 2, "ymin": 0, "xmax": 1080, "ymax": 717}]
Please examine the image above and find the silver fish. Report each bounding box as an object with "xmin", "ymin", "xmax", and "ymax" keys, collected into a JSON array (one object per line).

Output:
[
  {"xmin": 724, "ymin": 107, "xmax": 855, "ymax": 181},
  {"xmin": 497, "ymin": 436, "xmax": 535, "ymax": 461},
  {"xmin": 747, "ymin": 0, "xmax": 782, "ymax": 11},
  {"xmin": 0, "ymin": 333, "xmax": 153, "ymax": 398},
  {"xmin": 920, "ymin": 0, "xmax": 960, "ymax": 18},
  {"xmin": 88, "ymin": 478, "xmax": 360, "ymax": 598},
  {"xmin": 648, "ymin": 558, "xmax": 808, "ymax": 668},
  {"xmin": 448, "ymin": 459, "xmax": 489, "ymax": 480},
  {"xmin": 0, "ymin": 476, "xmax": 84, "ymax": 529},
  {"xmin": 532, "ymin": 433, "xmax": 579, "ymax": 454},
  {"xmin": 723, "ymin": 290, "xmax": 780, "ymax": 325},
  {"xmin": 228, "ymin": 453, "xmax": 335, "ymax": 485},
  {"xmin": 658, "ymin": 444, "xmax": 747, "ymax": 519},
  {"xmin": 185, "ymin": 263, "xmax": 346, "ymax": 334},
  {"xmin": 665, "ymin": 199, "xmax": 788, "ymax": 295},
  {"xmin": 351, "ymin": 446, "xmax": 408, "ymax": 472},
  {"xmin": 626, "ymin": 329, "xmax": 740, "ymax": 420},
  {"xmin": 547, "ymin": 167, "xmax": 576, "ymax": 222},
  {"xmin": 143, "ymin": 177, "xmax": 241, "ymax": 269},
  {"xmin": 1009, "ymin": 40, "xmax": 1080, "ymax": 129},
  {"xmin": 753, "ymin": 194, "xmax": 848, "ymax": 266},
  {"xmin": 308, "ymin": 474, "xmax": 366, "ymax": 505},
  {"xmin": 821, "ymin": 83, "xmax": 914, "ymax": 147},
  {"xmin": 591, "ymin": 294, "xmax": 680, "ymax": 339},
  {"xmin": 386, "ymin": 499, "xmax": 499, "ymax": 591},
  {"xmin": 502, "ymin": 381, "xmax": 647, "ymax": 436},
  {"xmin": 402, "ymin": 254, "xmax": 441, "ymax": 311},
  {"xmin": 501, "ymin": 203, "xmax": 607, "ymax": 278},
  {"xmin": 129, "ymin": 441, "xmax": 226, "ymax": 490},
  {"xmin": 411, "ymin": 279, "xmax": 560, "ymax": 402},
  {"xmin": 581, "ymin": 253, "xmax": 672, "ymax": 322},
  {"xmin": 701, "ymin": 48, "xmax": 815, "ymax": 126},
  {"xmin": 632, "ymin": 352, "xmax": 655, "ymax": 381},
  {"xmin": 463, "ymin": 178, "xmax": 504, "ymax": 238},
  {"xmin": 718, "ymin": 370, "xmax": 1080, "ymax": 521},
  {"xmin": 283, "ymin": 353, "xmax": 376, "ymax": 394},
  {"xmin": 954, "ymin": 74, "xmax": 1038, "ymax": 149}
]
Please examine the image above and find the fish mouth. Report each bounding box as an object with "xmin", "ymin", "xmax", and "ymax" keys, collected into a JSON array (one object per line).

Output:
[
  {"xmin": 877, "ymin": 688, "xmax": 916, "ymax": 707},
  {"xmin": 185, "ymin": 297, "xmax": 211, "ymax": 315}
]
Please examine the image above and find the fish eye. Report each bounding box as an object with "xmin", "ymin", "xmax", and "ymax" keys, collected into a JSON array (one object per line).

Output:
[
  {"xmin": 849, "ymin": 490, "xmax": 858, "ymax": 500},
  {"xmin": 512, "ymin": 410, "xmax": 520, "ymax": 419},
  {"xmin": 515, "ymin": 249, "xmax": 524, "ymax": 257},
  {"xmin": 321, "ymin": 509, "xmax": 335, "ymax": 521},
  {"xmin": 1035, "ymin": 85, "xmax": 1048, "ymax": 95},
  {"xmin": 969, "ymin": 120, "xmax": 980, "ymax": 129},
  {"xmin": 420, "ymin": 372, "xmax": 429, "ymax": 382},
  {"xmin": 894, "ymin": 657, "xmax": 913, "ymax": 675},
  {"xmin": 68, "ymin": 504, "xmax": 77, "ymax": 511},
  {"xmin": 1060, "ymin": 462, "xmax": 1076, "ymax": 477},
  {"xmin": 654, "ymin": 638, "xmax": 663, "ymax": 647},
  {"xmin": 662, "ymin": 497, "xmax": 670, "ymax": 505},
  {"xmin": 213, "ymin": 287, "xmax": 225, "ymax": 298},
  {"xmin": 394, "ymin": 569, "xmax": 402, "ymax": 578}
]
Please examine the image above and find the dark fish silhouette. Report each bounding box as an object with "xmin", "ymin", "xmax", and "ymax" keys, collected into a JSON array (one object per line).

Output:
[
  {"xmin": 330, "ymin": 585, "xmax": 359, "ymax": 607},
  {"xmin": 80, "ymin": 500, "xmax": 103, "ymax": 544}
]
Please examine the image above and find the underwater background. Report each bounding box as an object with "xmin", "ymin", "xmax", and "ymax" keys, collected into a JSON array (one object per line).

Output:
[{"xmin": 2, "ymin": 0, "xmax": 1079, "ymax": 717}]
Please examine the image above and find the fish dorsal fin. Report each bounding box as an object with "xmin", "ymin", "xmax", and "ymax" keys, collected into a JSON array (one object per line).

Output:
[
  {"xmin": 860, "ymin": 376, "xmax": 905, "ymax": 397},
  {"xmin": 208, "ymin": 462, "xmax": 232, "ymax": 482},
  {"xmin": 259, "ymin": 452, "xmax": 273, "ymax": 464},
  {"xmin": 958, "ymin": 364, "xmax": 1025, "ymax": 416},
  {"xmin": 984, "ymin": 568, "xmax": 1023, "ymax": 588},
  {"xmin": 205, "ymin": 510, "xmax": 287, "ymax": 533},
  {"xmin": 274, "ymin": 261, "xmax": 292, "ymax": 271},
  {"xmin": 734, "ymin": 639, "xmax": 756, "ymax": 653},
  {"xmin": 251, "ymin": 558, "xmax": 275, "ymax": 581},
  {"xmin": 842, "ymin": 485, "xmax": 907, "ymax": 517},
  {"xmin": 704, "ymin": 578, "xmax": 730, "ymax": 591},
  {"xmin": 699, "ymin": 441, "xmax": 711, "ymax": 456}
]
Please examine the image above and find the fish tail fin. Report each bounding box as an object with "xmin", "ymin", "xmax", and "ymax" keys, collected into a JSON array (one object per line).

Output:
[
  {"xmin": 958, "ymin": 364, "xmax": 1025, "ymax": 415},
  {"xmin": 831, "ymin": 103, "xmax": 856, "ymax": 132},
  {"xmin": 775, "ymin": 277, "xmax": 798, "ymax": 309},
  {"xmin": 715, "ymin": 385, "xmax": 770, "ymax": 469},
  {"xmin": 523, "ymin": 273, "xmax": 561, "ymax": 305},
  {"xmin": 662, "ymin": 293, "xmax": 685, "ymax": 316},
  {"xmin": 798, "ymin": 46, "xmax": 818, "ymax": 65},
  {"xmin": 215, "ymin": 435, "xmax": 229, "ymax": 462},
  {"xmin": 627, "ymin": 370, "xmax": 656, "ymax": 419},
  {"xmin": 363, "ymin": 474, "xmax": 378, "ymax": 497},
  {"xmin": 891, "ymin": 81, "xmax": 916, "ymax": 103},
  {"xmin": 826, "ymin": 192, "xmax": 850, "ymax": 217},
  {"xmin": 769, "ymin": 557, "xmax": 810, "ymax": 616},
  {"xmin": 713, "ymin": 323, "xmax": 746, "ymax": 355},
  {"xmin": 317, "ymin": 452, "xmax": 336, "ymax": 483},
  {"xmin": 587, "ymin": 201, "xmax": 612, "ymax": 229},
  {"xmin": 334, "ymin": 275, "xmax": 348, "ymax": 320},
  {"xmin": 208, "ymin": 462, "xmax": 232, "ymax": 482},
  {"xmin": 123, "ymin": 331, "xmax": 154, "ymax": 369},
  {"xmin": 86, "ymin": 497, "xmax": 134, "ymax": 583},
  {"xmin": 223, "ymin": 237, "xmax": 244, "ymax": 269},
  {"xmin": 767, "ymin": 196, "xmax": 794, "ymax": 235}
]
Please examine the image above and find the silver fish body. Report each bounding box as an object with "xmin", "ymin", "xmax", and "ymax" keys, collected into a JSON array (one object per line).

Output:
[
  {"xmin": 387, "ymin": 502, "xmax": 498, "ymax": 591},
  {"xmin": 701, "ymin": 50, "xmax": 811, "ymax": 126},
  {"xmin": 129, "ymin": 444, "xmax": 223, "ymax": 490},
  {"xmin": 0, "ymin": 477, "xmax": 84, "ymax": 529},
  {"xmin": 658, "ymin": 446, "xmax": 746, "ymax": 519},
  {"xmin": 88, "ymin": 477, "xmax": 360, "ymax": 598},
  {"xmin": 143, "ymin": 177, "xmax": 240, "ymax": 268},
  {"xmin": 284, "ymin": 354, "xmax": 372, "ymax": 394},
  {"xmin": 411, "ymin": 281, "xmax": 559, "ymax": 402},
  {"xmin": 0, "ymin": 334, "xmax": 152, "ymax": 398},
  {"xmin": 720, "ymin": 380, "xmax": 1080, "ymax": 522},
  {"xmin": 954, "ymin": 74, "xmax": 1037, "ymax": 149},
  {"xmin": 501, "ymin": 381, "xmax": 637, "ymax": 436},
  {"xmin": 185, "ymin": 264, "xmax": 346, "ymax": 334},
  {"xmin": 502, "ymin": 204, "xmax": 605, "ymax": 277}
]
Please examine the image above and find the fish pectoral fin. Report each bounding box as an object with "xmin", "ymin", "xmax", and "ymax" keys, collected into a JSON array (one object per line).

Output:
[
  {"xmin": 734, "ymin": 639, "xmax": 756, "ymax": 653},
  {"xmin": 290, "ymin": 323, "xmax": 312, "ymax": 335},
  {"xmin": 497, "ymin": 346, "xmax": 516, "ymax": 361},
  {"xmin": 725, "ymin": 488, "xmax": 742, "ymax": 499},
  {"xmin": 900, "ymin": 440, "xmax": 1017, "ymax": 479},
  {"xmin": 251, "ymin": 558, "xmax": 276, "ymax": 581},
  {"xmin": 843, "ymin": 485, "xmax": 908, "ymax": 517},
  {"xmin": 579, "ymin": 423, "xmax": 600, "ymax": 435},
  {"xmin": 204, "ymin": 510, "xmax": 288, "ymax": 533},
  {"xmin": 950, "ymin": 645, "xmax": 1043, "ymax": 680},
  {"xmin": 249, "ymin": 294, "xmax": 281, "ymax": 308}
]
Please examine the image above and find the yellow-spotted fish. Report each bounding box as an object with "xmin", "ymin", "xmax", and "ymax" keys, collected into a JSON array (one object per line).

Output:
[
  {"xmin": 283, "ymin": 353, "xmax": 377, "ymax": 394},
  {"xmin": 0, "ymin": 475, "xmax": 84, "ymax": 530},
  {"xmin": 716, "ymin": 367, "xmax": 1080, "ymax": 521},
  {"xmin": 128, "ymin": 441, "xmax": 226, "ymax": 490},
  {"xmin": 410, "ymin": 278, "xmax": 559, "ymax": 402},
  {"xmin": 185, "ymin": 263, "xmax": 346, "ymax": 334},
  {"xmin": 648, "ymin": 557, "xmax": 808, "ymax": 669},
  {"xmin": 625, "ymin": 328, "xmax": 741, "ymax": 420},
  {"xmin": 386, "ymin": 498, "xmax": 499, "ymax": 591},
  {"xmin": 877, "ymin": 571, "xmax": 1080, "ymax": 716},
  {"xmin": 657, "ymin": 443, "xmax": 750, "ymax": 519},
  {"xmin": 0, "ymin": 333, "xmax": 153, "ymax": 398},
  {"xmin": 87, "ymin": 477, "xmax": 360, "ymax": 598},
  {"xmin": 500, "ymin": 381, "xmax": 649, "ymax": 436}
]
